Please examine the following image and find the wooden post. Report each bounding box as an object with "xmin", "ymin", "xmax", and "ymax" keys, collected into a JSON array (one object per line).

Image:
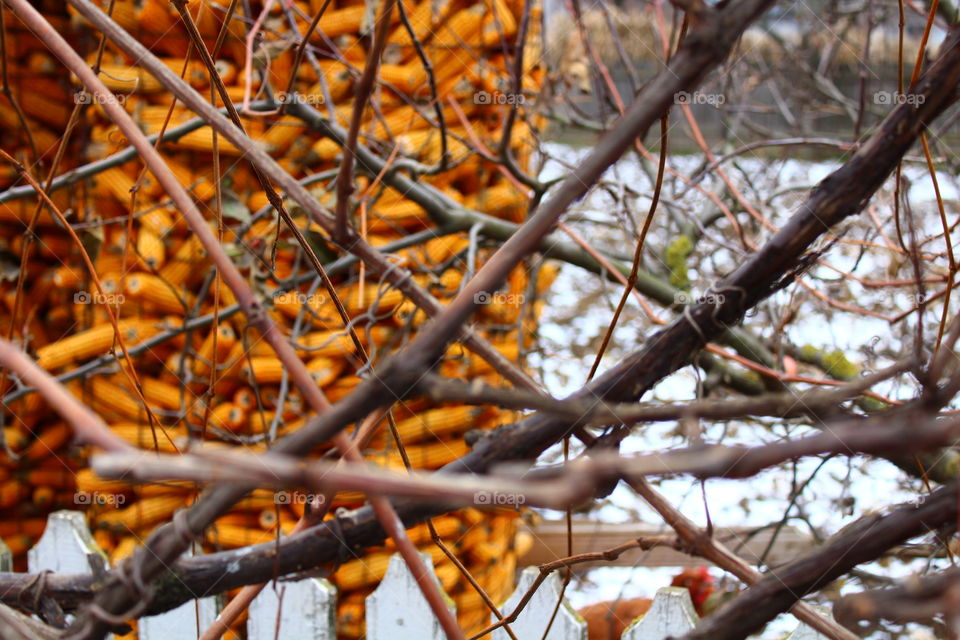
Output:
[
  {"xmin": 0, "ymin": 537, "xmax": 11, "ymax": 572},
  {"xmin": 492, "ymin": 567, "xmax": 586, "ymax": 640},
  {"xmin": 248, "ymin": 577, "xmax": 337, "ymax": 640},
  {"xmin": 27, "ymin": 510, "xmax": 109, "ymax": 635},
  {"xmin": 366, "ymin": 552, "xmax": 455, "ymax": 640},
  {"xmin": 138, "ymin": 544, "xmax": 219, "ymax": 640},
  {"xmin": 622, "ymin": 587, "xmax": 699, "ymax": 640},
  {"xmin": 27, "ymin": 510, "xmax": 107, "ymax": 576}
]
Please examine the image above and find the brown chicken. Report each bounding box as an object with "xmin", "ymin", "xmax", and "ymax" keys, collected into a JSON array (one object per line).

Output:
[{"xmin": 578, "ymin": 568, "xmax": 714, "ymax": 640}]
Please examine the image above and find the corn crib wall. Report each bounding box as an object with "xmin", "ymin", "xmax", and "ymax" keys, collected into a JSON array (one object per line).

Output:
[{"xmin": 14, "ymin": 509, "xmax": 838, "ymax": 639}]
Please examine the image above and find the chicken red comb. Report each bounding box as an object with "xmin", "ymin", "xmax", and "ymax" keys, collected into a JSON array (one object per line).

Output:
[{"xmin": 669, "ymin": 567, "xmax": 715, "ymax": 613}]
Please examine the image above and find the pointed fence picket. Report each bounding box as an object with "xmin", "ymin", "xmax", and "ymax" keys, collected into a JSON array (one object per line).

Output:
[{"xmin": 6, "ymin": 511, "xmax": 837, "ymax": 639}]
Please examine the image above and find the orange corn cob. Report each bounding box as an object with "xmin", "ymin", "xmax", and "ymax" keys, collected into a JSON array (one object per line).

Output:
[
  {"xmin": 209, "ymin": 403, "xmax": 247, "ymax": 432},
  {"xmin": 31, "ymin": 486, "xmax": 56, "ymax": 508},
  {"xmin": 125, "ymin": 272, "xmax": 196, "ymax": 314},
  {"xmin": 142, "ymin": 378, "xmax": 183, "ymax": 411},
  {"xmin": 390, "ymin": 406, "xmax": 488, "ymax": 444},
  {"xmin": 481, "ymin": 0, "xmax": 518, "ymax": 47},
  {"xmin": 433, "ymin": 4, "xmax": 487, "ymax": 50},
  {"xmin": 307, "ymin": 356, "xmax": 342, "ymax": 387},
  {"xmin": 311, "ymin": 66, "xmax": 353, "ymax": 102},
  {"xmin": 240, "ymin": 357, "xmax": 285, "ymax": 385},
  {"xmin": 24, "ymin": 423, "xmax": 71, "ymax": 462},
  {"xmin": 93, "ymin": 167, "xmax": 136, "ymax": 204},
  {"xmin": 3, "ymin": 534, "xmax": 34, "ymax": 557},
  {"xmin": 2, "ymin": 426, "xmax": 29, "ymax": 452},
  {"xmin": 96, "ymin": 493, "xmax": 191, "ymax": 532},
  {"xmin": 92, "ymin": 529, "xmax": 116, "ymax": 554},
  {"xmin": 257, "ymin": 116, "xmax": 306, "ymax": 154},
  {"xmin": 386, "ymin": 0, "xmax": 453, "ymax": 50},
  {"xmin": 109, "ymin": 423, "xmax": 184, "ymax": 453},
  {"xmin": 314, "ymin": 6, "xmax": 368, "ymax": 38},
  {"xmin": 0, "ymin": 518, "xmax": 45, "ymax": 539},
  {"xmin": 36, "ymin": 320, "xmax": 162, "ymax": 370},
  {"xmin": 136, "ymin": 0, "xmax": 178, "ymax": 33},
  {"xmin": 369, "ymin": 436, "xmax": 470, "ymax": 470},
  {"xmin": 194, "ymin": 323, "xmax": 238, "ymax": 376},
  {"xmin": 158, "ymin": 235, "xmax": 207, "ymax": 287},
  {"xmin": 22, "ymin": 467, "xmax": 75, "ymax": 489},
  {"xmin": 136, "ymin": 226, "xmax": 166, "ymax": 270},
  {"xmin": 109, "ymin": 536, "xmax": 138, "ymax": 564},
  {"xmin": 0, "ymin": 479, "xmax": 30, "ymax": 508},
  {"xmin": 205, "ymin": 523, "xmax": 277, "ymax": 549}
]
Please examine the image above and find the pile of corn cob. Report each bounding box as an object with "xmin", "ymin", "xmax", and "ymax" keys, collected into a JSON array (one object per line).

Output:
[{"xmin": 0, "ymin": 0, "xmax": 548, "ymax": 636}]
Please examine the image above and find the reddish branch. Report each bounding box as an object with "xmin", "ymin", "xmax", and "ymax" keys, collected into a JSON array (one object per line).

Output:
[
  {"xmin": 0, "ymin": 340, "xmax": 131, "ymax": 453},
  {"xmin": 39, "ymin": 0, "xmax": 786, "ymax": 634},
  {"xmin": 676, "ymin": 482, "xmax": 960, "ymax": 640},
  {"xmin": 5, "ymin": 1, "xmax": 960, "ymax": 638}
]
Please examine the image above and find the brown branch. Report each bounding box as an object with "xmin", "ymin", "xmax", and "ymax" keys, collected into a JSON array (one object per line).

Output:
[
  {"xmin": 834, "ymin": 567, "xmax": 960, "ymax": 632},
  {"xmin": 0, "ymin": 602, "xmax": 59, "ymax": 640},
  {"xmin": 95, "ymin": 27, "xmax": 960, "ymax": 619},
  {"xmin": 676, "ymin": 482, "xmax": 959, "ymax": 640},
  {"xmin": 0, "ymin": 339, "xmax": 131, "ymax": 453},
  {"xmin": 10, "ymin": 2, "xmax": 454, "ymax": 637},
  {"xmin": 417, "ymin": 360, "xmax": 910, "ymax": 425},
  {"xmin": 90, "ymin": 448, "xmax": 591, "ymax": 511},
  {"xmin": 334, "ymin": 0, "xmax": 396, "ymax": 242}
]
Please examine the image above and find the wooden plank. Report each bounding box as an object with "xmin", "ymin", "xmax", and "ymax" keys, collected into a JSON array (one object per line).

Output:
[
  {"xmin": 28, "ymin": 510, "xmax": 107, "ymax": 575},
  {"xmin": 248, "ymin": 577, "xmax": 336, "ymax": 640},
  {"xmin": 139, "ymin": 545, "xmax": 218, "ymax": 639},
  {"xmin": 492, "ymin": 567, "xmax": 586, "ymax": 640},
  {"xmin": 28, "ymin": 511, "xmax": 109, "ymax": 636},
  {"xmin": 519, "ymin": 521, "xmax": 814, "ymax": 568},
  {"xmin": 623, "ymin": 587, "xmax": 698, "ymax": 639},
  {"xmin": 366, "ymin": 552, "xmax": 455, "ymax": 640},
  {"xmin": 0, "ymin": 538, "xmax": 10, "ymax": 572}
]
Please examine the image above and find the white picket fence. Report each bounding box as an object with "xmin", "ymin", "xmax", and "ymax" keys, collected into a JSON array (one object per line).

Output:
[{"xmin": 7, "ymin": 510, "xmax": 834, "ymax": 639}]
